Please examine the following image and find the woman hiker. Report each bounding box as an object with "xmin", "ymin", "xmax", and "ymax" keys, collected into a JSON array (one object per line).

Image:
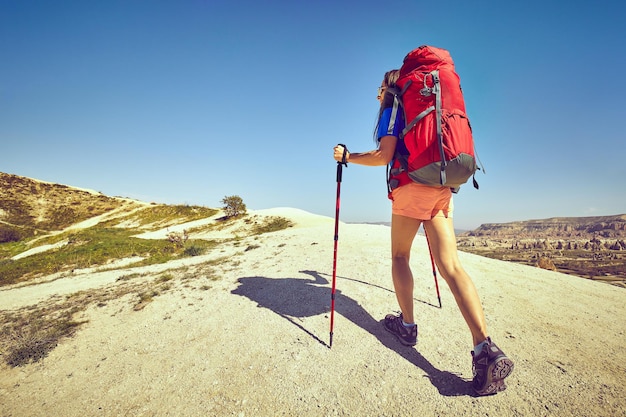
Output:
[{"xmin": 332, "ymin": 69, "xmax": 514, "ymax": 396}]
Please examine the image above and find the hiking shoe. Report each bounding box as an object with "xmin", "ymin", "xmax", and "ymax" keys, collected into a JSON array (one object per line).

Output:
[
  {"xmin": 383, "ymin": 313, "xmax": 417, "ymax": 346},
  {"xmin": 471, "ymin": 337, "xmax": 514, "ymax": 396}
]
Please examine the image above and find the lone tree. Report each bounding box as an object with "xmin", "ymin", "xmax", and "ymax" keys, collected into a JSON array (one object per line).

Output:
[{"xmin": 221, "ymin": 195, "xmax": 247, "ymax": 218}]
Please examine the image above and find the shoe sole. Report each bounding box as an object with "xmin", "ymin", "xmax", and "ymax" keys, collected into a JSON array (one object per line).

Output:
[
  {"xmin": 383, "ymin": 322, "xmax": 417, "ymax": 346},
  {"xmin": 475, "ymin": 356, "xmax": 514, "ymax": 396}
]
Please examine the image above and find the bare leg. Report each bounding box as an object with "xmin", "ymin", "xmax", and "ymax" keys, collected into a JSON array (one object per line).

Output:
[
  {"xmin": 424, "ymin": 215, "xmax": 488, "ymax": 346},
  {"xmin": 390, "ymin": 214, "xmax": 422, "ymax": 324}
]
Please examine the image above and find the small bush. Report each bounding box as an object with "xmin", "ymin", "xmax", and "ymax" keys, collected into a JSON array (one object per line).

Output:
[
  {"xmin": 134, "ymin": 290, "xmax": 160, "ymax": 310},
  {"xmin": 167, "ymin": 230, "xmax": 188, "ymax": 248},
  {"xmin": 4, "ymin": 318, "xmax": 85, "ymax": 367},
  {"xmin": 0, "ymin": 225, "xmax": 21, "ymax": 243},
  {"xmin": 537, "ymin": 257, "xmax": 557, "ymax": 271},
  {"xmin": 184, "ymin": 245, "xmax": 204, "ymax": 257},
  {"xmin": 5, "ymin": 331, "xmax": 58, "ymax": 367},
  {"xmin": 156, "ymin": 273, "xmax": 174, "ymax": 283},
  {"xmin": 252, "ymin": 216, "xmax": 293, "ymax": 235},
  {"xmin": 221, "ymin": 195, "xmax": 247, "ymax": 218}
]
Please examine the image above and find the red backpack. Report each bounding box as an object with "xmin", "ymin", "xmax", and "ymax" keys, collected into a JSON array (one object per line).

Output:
[{"xmin": 387, "ymin": 45, "xmax": 479, "ymax": 195}]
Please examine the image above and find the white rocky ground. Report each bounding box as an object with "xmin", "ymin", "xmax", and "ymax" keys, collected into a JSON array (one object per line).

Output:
[{"xmin": 0, "ymin": 208, "xmax": 624, "ymax": 416}]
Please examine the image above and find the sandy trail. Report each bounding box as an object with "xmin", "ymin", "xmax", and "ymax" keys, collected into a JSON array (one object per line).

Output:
[{"xmin": 0, "ymin": 208, "xmax": 624, "ymax": 416}]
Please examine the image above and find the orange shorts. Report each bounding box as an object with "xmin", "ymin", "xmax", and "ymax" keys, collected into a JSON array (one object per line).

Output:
[{"xmin": 391, "ymin": 182, "xmax": 453, "ymax": 220}]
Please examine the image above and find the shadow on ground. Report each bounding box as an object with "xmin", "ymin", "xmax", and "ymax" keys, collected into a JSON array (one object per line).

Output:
[{"xmin": 231, "ymin": 269, "xmax": 471, "ymax": 397}]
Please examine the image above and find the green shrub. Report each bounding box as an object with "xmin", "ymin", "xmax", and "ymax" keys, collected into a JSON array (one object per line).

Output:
[
  {"xmin": 184, "ymin": 245, "xmax": 204, "ymax": 257},
  {"xmin": 0, "ymin": 225, "xmax": 21, "ymax": 243},
  {"xmin": 221, "ymin": 195, "xmax": 247, "ymax": 217},
  {"xmin": 252, "ymin": 216, "xmax": 293, "ymax": 235}
]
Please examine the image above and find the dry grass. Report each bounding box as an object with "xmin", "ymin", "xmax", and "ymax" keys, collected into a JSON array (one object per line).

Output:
[
  {"xmin": 0, "ymin": 263, "xmax": 225, "ymax": 367},
  {"xmin": 2, "ymin": 316, "xmax": 85, "ymax": 367},
  {"xmin": 1, "ymin": 305, "xmax": 88, "ymax": 367},
  {"xmin": 0, "ymin": 173, "xmax": 295, "ymax": 366},
  {"xmin": 0, "ymin": 172, "xmax": 132, "ymax": 232}
]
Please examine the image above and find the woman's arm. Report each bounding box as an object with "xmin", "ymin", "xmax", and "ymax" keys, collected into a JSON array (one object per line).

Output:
[{"xmin": 333, "ymin": 136, "xmax": 397, "ymax": 166}]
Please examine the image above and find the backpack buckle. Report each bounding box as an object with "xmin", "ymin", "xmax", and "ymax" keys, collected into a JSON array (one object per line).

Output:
[{"xmin": 420, "ymin": 70, "xmax": 440, "ymax": 97}]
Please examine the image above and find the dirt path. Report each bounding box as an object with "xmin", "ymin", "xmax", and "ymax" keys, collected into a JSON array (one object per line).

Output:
[{"xmin": 1, "ymin": 210, "xmax": 625, "ymax": 416}]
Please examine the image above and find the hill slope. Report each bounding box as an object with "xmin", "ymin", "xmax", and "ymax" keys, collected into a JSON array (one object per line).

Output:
[
  {"xmin": 0, "ymin": 210, "xmax": 624, "ymax": 416},
  {"xmin": 0, "ymin": 172, "xmax": 140, "ymax": 236},
  {"xmin": 0, "ymin": 174, "xmax": 624, "ymax": 416}
]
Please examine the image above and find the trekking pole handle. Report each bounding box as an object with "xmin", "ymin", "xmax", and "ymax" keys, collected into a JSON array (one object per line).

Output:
[{"xmin": 336, "ymin": 143, "xmax": 348, "ymax": 182}]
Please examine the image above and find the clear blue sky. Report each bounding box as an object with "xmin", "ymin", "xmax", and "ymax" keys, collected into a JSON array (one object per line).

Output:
[{"xmin": 2, "ymin": 0, "xmax": 625, "ymax": 230}]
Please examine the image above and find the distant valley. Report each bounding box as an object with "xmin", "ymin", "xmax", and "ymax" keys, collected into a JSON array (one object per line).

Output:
[{"xmin": 457, "ymin": 215, "xmax": 626, "ymax": 287}]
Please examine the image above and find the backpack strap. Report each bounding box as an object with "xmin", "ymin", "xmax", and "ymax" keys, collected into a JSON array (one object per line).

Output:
[
  {"xmin": 431, "ymin": 70, "xmax": 447, "ymax": 186},
  {"xmin": 385, "ymin": 89, "xmax": 405, "ymax": 195},
  {"xmin": 402, "ymin": 106, "xmax": 435, "ymax": 138}
]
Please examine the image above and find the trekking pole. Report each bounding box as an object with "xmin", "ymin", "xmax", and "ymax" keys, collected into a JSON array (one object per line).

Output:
[
  {"xmin": 330, "ymin": 144, "xmax": 348, "ymax": 348},
  {"xmin": 424, "ymin": 228, "xmax": 442, "ymax": 308}
]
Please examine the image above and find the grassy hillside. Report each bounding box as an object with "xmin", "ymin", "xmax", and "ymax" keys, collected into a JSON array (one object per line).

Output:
[
  {"xmin": 0, "ymin": 172, "xmax": 131, "ymax": 237},
  {"xmin": 0, "ymin": 172, "xmax": 291, "ymax": 287},
  {"xmin": 0, "ymin": 173, "xmax": 295, "ymax": 367}
]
